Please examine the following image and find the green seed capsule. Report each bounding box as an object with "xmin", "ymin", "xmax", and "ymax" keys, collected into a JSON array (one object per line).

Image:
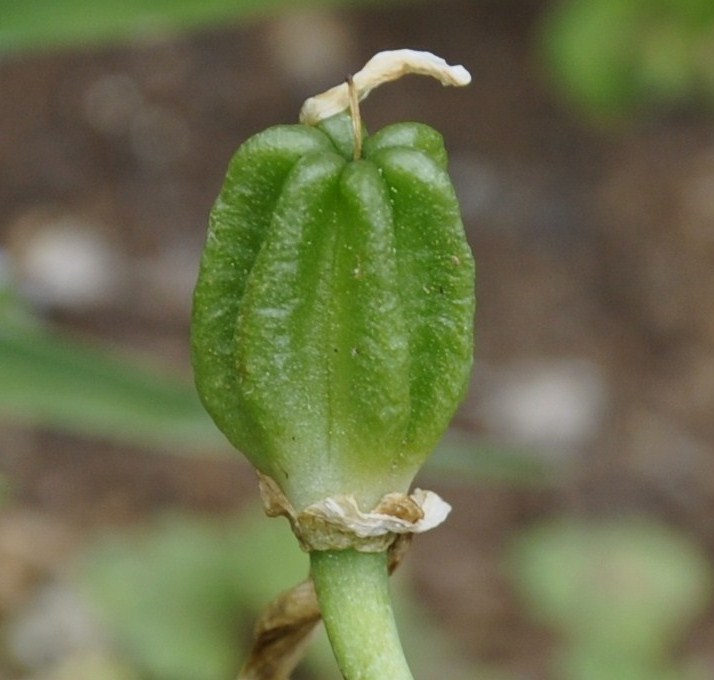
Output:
[{"xmin": 192, "ymin": 111, "xmax": 475, "ymax": 512}]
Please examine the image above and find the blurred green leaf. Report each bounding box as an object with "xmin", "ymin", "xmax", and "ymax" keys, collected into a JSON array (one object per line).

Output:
[
  {"xmin": 540, "ymin": 0, "xmax": 714, "ymax": 119},
  {"xmin": 510, "ymin": 517, "xmax": 712, "ymax": 679},
  {"xmin": 79, "ymin": 508, "xmax": 491, "ymax": 680},
  {"xmin": 45, "ymin": 652, "xmax": 140, "ymax": 680},
  {"xmin": 0, "ymin": 322, "xmax": 224, "ymax": 452},
  {"xmin": 79, "ymin": 511, "xmax": 326, "ymax": 679},
  {"xmin": 540, "ymin": 0, "xmax": 644, "ymax": 117},
  {"xmin": 78, "ymin": 514, "xmax": 284, "ymax": 680},
  {"xmin": 395, "ymin": 583, "xmax": 511, "ymax": 680},
  {"xmin": 426, "ymin": 433, "xmax": 553, "ymax": 488},
  {"xmin": 0, "ymin": 0, "xmax": 400, "ymax": 54}
]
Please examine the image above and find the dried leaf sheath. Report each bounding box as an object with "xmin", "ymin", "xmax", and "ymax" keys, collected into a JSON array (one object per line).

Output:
[{"xmin": 237, "ymin": 579, "xmax": 321, "ymax": 680}]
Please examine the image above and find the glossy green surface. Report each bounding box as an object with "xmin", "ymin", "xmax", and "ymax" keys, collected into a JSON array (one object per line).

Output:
[{"xmin": 192, "ymin": 112, "xmax": 475, "ymax": 510}]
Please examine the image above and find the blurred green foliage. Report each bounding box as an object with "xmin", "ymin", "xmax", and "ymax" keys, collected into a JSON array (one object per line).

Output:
[
  {"xmin": 78, "ymin": 509, "xmax": 499, "ymax": 680},
  {"xmin": 510, "ymin": 517, "xmax": 712, "ymax": 680},
  {"xmin": 541, "ymin": 0, "xmax": 714, "ymax": 118},
  {"xmin": 79, "ymin": 512, "xmax": 306, "ymax": 680},
  {"xmin": 0, "ymin": 321, "xmax": 224, "ymax": 453},
  {"xmin": 78, "ymin": 511, "xmax": 714, "ymax": 680},
  {"xmin": 0, "ymin": 0, "xmax": 394, "ymax": 54},
  {"xmin": 435, "ymin": 433, "xmax": 553, "ymax": 488},
  {"xmin": 0, "ymin": 266, "xmax": 222, "ymax": 451},
  {"xmin": 42, "ymin": 653, "xmax": 140, "ymax": 680}
]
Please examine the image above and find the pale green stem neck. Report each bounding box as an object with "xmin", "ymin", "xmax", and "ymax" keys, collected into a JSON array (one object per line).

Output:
[{"xmin": 310, "ymin": 549, "xmax": 414, "ymax": 680}]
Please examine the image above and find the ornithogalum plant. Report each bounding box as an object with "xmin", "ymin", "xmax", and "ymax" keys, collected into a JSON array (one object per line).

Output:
[{"xmin": 191, "ymin": 50, "xmax": 475, "ymax": 680}]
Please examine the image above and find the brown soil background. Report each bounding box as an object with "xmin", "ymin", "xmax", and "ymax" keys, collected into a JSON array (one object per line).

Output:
[{"xmin": 1, "ymin": 0, "xmax": 714, "ymax": 677}]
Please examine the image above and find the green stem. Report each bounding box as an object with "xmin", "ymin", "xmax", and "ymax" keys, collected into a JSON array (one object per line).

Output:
[{"xmin": 310, "ymin": 549, "xmax": 414, "ymax": 680}]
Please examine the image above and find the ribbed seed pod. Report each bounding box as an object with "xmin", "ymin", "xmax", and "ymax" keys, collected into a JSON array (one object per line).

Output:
[{"xmin": 192, "ymin": 112, "xmax": 475, "ymax": 512}]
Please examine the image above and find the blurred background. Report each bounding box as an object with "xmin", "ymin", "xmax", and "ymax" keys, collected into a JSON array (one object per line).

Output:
[{"xmin": 1, "ymin": 0, "xmax": 714, "ymax": 678}]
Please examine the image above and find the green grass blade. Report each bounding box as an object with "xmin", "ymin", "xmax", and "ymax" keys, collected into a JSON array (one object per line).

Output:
[
  {"xmin": 424, "ymin": 433, "xmax": 554, "ymax": 487},
  {"xmin": 0, "ymin": 323, "xmax": 223, "ymax": 452},
  {"xmin": 0, "ymin": 0, "xmax": 395, "ymax": 54}
]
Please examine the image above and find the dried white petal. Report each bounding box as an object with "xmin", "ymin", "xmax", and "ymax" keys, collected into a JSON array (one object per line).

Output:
[
  {"xmin": 410, "ymin": 488, "xmax": 453, "ymax": 532},
  {"xmin": 305, "ymin": 490, "xmax": 450, "ymax": 538},
  {"xmin": 299, "ymin": 48, "xmax": 471, "ymax": 125},
  {"xmin": 258, "ymin": 473, "xmax": 452, "ymax": 552}
]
